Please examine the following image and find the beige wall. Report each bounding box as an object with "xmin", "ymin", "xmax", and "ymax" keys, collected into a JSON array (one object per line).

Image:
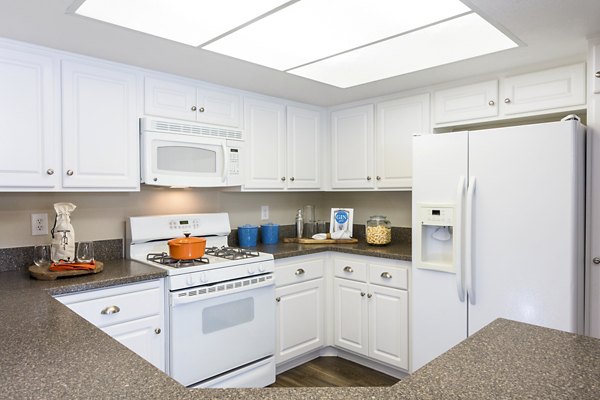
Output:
[{"xmin": 0, "ymin": 188, "xmax": 411, "ymax": 248}]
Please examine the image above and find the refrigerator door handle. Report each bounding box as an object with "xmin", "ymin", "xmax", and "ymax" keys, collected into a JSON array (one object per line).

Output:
[
  {"xmin": 466, "ymin": 176, "xmax": 476, "ymax": 305},
  {"xmin": 454, "ymin": 176, "xmax": 466, "ymax": 302}
]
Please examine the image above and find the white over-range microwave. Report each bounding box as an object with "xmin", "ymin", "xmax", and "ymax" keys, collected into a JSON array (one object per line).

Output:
[{"xmin": 140, "ymin": 117, "xmax": 243, "ymax": 188}]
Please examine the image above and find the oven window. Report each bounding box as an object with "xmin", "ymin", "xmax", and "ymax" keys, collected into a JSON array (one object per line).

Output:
[
  {"xmin": 157, "ymin": 146, "xmax": 217, "ymax": 173},
  {"xmin": 202, "ymin": 297, "xmax": 254, "ymax": 334}
]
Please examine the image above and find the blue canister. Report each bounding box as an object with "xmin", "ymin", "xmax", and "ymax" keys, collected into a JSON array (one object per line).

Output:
[
  {"xmin": 238, "ymin": 224, "xmax": 258, "ymax": 247},
  {"xmin": 261, "ymin": 223, "xmax": 279, "ymax": 245}
]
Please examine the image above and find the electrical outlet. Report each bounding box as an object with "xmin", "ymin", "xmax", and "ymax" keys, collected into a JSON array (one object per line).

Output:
[
  {"xmin": 261, "ymin": 205, "xmax": 269, "ymax": 221},
  {"xmin": 31, "ymin": 213, "xmax": 48, "ymax": 236}
]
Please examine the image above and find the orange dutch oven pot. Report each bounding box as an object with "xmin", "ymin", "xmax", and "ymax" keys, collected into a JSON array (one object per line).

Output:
[{"xmin": 167, "ymin": 233, "xmax": 206, "ymax": 260}]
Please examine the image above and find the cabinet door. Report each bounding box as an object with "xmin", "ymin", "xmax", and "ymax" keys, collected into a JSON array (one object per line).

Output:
[
  {"xmin": 331, "ymin": 105, "xmax": 374, "ymax": 189},
  {"xmin": 196, "ymin": 87, "xmax": 241, "ymax": 128},
  {"xmin": 593, "ymin": 44, "xmax": 600, "ymax": 95},
  {"xmin": 376, "ymin": 94, "xmax": 430, "ymax": 189},
  {"xmin": 368, "ymin": 285, "xmax": 408, "ymax": 369},
  {"xmin": 144, "ymin": 77, "xmax": 196, "ymax": 121},
  {"xmin": 433, "ymin": 80, "xmax": 498, "ymax": 124},
  {"xmin": 103, "ymin": 314, "xmax": 165, "ymax": 372},
  {"xmin": 275, "ymin": 278, "xmax": 324, "ymax": 364},
  {"xmin": 287, "ymin": 106, "xmax": 321, "ymax": 189},
  {"xmin": 244, "ymin": 98, "xmax": 286, "ymax": 189},
  {"xmin": 0, "ymin": 48, "xmax": 59, "ymax": 189},
  {"xmin": 61, "ymin": 60, "xmax": 139, "ymax": 190},
  {"xmin": 333, "ymin": 278, "xmax": 368, "ymax": 356},
  {"xmin": 500, "ymin": 63, "xmax": 586, "ymax": 115}
]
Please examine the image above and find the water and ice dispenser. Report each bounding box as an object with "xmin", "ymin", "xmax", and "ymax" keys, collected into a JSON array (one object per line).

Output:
[{"xmin": 415, "ymin": 204, "xmax": 456, "ymax": 273}]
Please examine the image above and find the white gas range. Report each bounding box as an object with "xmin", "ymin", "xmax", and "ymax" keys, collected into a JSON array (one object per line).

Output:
[{"xmin": 126, "ymin": 213, "xmax": 275, "ymax": 389}]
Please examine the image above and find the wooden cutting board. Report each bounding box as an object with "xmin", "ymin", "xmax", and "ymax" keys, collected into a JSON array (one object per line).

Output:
[
  {"xmin": 29, "ymin": 261, "xmax": 104, "ymax": 281},
  {"xmin": 282, "ymin": 237, "xmax": 358, "ymax": 244}
]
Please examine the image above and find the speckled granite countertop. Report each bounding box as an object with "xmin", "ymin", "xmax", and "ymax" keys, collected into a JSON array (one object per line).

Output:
[
  {"xmin": 256, "ymin": 240, "xmax": 412, "ymax": 261},
  {"xmin": 2, "ymin": 260, "xmax": 600, "ymax": 399}
]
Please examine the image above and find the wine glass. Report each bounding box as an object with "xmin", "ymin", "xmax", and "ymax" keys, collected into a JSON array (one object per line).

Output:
[
  {"xmin": 76, "ymin": 241, "xmax": 94, "ymax": 263},
  {"xmin": 33, "ymin": 245, "xmax": 52, "ymax": 268}
]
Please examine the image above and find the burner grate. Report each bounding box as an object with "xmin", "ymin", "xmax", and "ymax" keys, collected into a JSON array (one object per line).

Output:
[
  {"xmin": 146, "ymin": 252, "xmax": 210, "ymax": 268},
  {"xmin": 205, "ymin": 246, "xmax": 260, "ymax": 260}
]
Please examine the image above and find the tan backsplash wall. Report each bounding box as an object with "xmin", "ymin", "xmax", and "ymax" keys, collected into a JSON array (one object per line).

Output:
[{"xmin": 0, "ymin": 188, "xmax": 412, "ymax": 248}]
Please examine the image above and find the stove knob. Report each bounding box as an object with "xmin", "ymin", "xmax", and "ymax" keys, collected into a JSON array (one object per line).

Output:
[
  {"xmin": 247, "ymin": 266, "xmax": 256, "ymax": 274},
  {"xmin": 200, "ymin": 272, "xmax": 207, "ymax": 283},
  {"xmin": 258, "ymin": 264, "xmax": 266, "ymax": 272}
]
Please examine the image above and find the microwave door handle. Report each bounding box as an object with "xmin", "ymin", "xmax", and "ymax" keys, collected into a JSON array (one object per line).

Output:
[{"xmin": 221, "ymin": 143, "xmax": 227, "ymax": 183}]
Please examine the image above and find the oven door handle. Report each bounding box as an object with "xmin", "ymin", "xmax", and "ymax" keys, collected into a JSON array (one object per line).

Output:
[{"xmin": 171, "ymin": 276, "xmax": 274, "ymax": 306}]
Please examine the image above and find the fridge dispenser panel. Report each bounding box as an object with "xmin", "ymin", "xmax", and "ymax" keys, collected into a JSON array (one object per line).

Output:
[{"xmin": 416, "ymin": 204, "xmax": 455, "ymax": 273}]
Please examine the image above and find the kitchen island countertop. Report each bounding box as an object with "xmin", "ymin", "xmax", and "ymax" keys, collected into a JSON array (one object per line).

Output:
[{"xmin": 2, "ymin": 260, "xmax": 600, "ymax": 399}]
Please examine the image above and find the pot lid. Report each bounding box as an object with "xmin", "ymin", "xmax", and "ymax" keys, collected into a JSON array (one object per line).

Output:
[{"xmin": 168, "ymin": 232, "xmax": 207, "ymax": 245}]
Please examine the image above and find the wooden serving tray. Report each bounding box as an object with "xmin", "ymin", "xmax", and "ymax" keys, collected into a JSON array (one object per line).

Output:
[
  {"xmin": 29, "ymin": 261, "xmax": 104, "ymax": 281},
  {"xmin": 282, "ymin": 237, "xmax": 358, "ymax": 244}
]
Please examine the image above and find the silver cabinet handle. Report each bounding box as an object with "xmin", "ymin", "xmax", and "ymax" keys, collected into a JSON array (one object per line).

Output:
[
  {"xmin": 275, "ymin": 297, "xmax": 281, "ymax": 302},
  {"xmin": 154, "ymin": 328, "xmax": 161, "ymax": 334},
  {"xmin": 376, "ymin": 176, "xmax": 381, "ymax": 181},
  {"xmin": 199, "ymin": 107, "xmax": 205, "ymax": 112},
  {"xmin": 295, "ymin": 268, "xmax": 305, "ymax": 275},
  {"xmin": 46, "ymin": 168, "xmax": 54, "ymax": 175},
  {"xmin": 343, "ymin": 266, "xmax": 353, "ymax": 273},
  {"xmin": 593, "ymin": 257, "xmax": 600, "ymax": 265},
  {"xmin": 381, "ymin": 272, "xmax": 392, "ymax": 279},
  {"xmin": 360, "ymin": 292, "xmax": 366, "ymax": 297},
  {"xmin": 366, "ymin": 176, "xmax": 372, "ymax": 181},
  {"xmin": 595, "ymin": 71, "xmax": 600, "ymax": 78},
  {"xmin": 504, "ymin": 98, "xmax": 511, "ymax": 104},
  {"xmin": 101, "ymin": 305, "xmax": 120, "ymax": 315},
  {"xmin": 66, "ymin": 170, "xmax": 74, "ymax": 176},
  {"xmin": 281, "ymin": 176, "xmax": 286, "ymax": 181},
  {"xmin": 191, "ymin": 105, "xmax": 197, "ymax": 111},
  {"xmin": 367, "ymin": 293, "xmax": 372, "ymax": 298},
  {"xmin": 488, "ymin": 100, "xmax": 495, "ymax": 106},
  {"xmin": 290, "ymin": 177, "xmax": 295, "ymax": 181}
]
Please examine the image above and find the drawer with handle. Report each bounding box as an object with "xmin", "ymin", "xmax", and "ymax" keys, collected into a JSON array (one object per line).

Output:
[
  {"xmin": 333, "ymin": 258, "xmax": 367, "ymax": 282},
  {"xmin": 275, "ymin": 259, "xmax": 324, "ymax": 287},
  {"xmin": 369, "ymin": 264, "xmax": 408, "ymax": 290}
]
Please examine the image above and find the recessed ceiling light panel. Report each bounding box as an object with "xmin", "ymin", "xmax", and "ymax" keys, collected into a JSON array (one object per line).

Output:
[
  {"xmin": 287, "ymin": 13, "xmax": 518, "ymax": 88},
  {"xmin": 74, "ymin": 0, "xmax": 290, "ymax": 46},
  {"xmin": 204, "ymin": 0, "xmax": 471, "ymax": 70}
]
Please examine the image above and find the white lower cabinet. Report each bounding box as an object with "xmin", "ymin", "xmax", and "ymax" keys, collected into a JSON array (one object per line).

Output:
[
  {"xmin": 54, "ymin": 280, "xmax": 165, "ymax": 371},
  {"xmin": 333, "ymin": 256, "xmax": 409, "ymax": 370},
  {"xmin": 274, "ymin": 257, "xmax": 325, "ymax": 364}
]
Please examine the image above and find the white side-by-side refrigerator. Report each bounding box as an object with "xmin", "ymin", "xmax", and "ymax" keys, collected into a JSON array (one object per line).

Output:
[{"xmin": 411, "ymin": 120, "xmax": 586, "ymax": 372}]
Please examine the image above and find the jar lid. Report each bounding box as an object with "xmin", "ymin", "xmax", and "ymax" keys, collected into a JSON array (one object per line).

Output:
[
  {"xmin": 368, "ymin": 215, "xmax": 388, "ymax": 220},
  {"xmin": 261, "ymin": 223, "xmax": 279, "ymax": 227},
  {"xmin": 238, "ymin": 224, "xmax": 258, "ymax": 229}
]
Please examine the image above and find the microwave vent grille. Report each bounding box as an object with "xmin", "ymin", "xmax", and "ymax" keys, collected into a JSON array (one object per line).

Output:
[{"xmin": 152, "ymin": 120, "xmax": 243, "ymax": 141}]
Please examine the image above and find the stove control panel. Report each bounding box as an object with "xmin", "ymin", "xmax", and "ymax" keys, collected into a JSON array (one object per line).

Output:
[{"xmin": 169, "ymin": 218, "xmax": 200, "ymax": 230}]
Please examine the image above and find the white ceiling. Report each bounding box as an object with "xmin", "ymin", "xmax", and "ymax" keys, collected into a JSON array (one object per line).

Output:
[{"xmin": 0, "ymin": 0, "xmax": 599, "ymax": 106}]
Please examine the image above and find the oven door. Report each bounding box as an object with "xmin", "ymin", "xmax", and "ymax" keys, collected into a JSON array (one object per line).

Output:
[
  {"xmin": 169, "ymin": 276, "xmax": 275, "ymax": 387},
  {"xmin": 141, "ymin": 131, "xmax": 228, "ymax": 187}
]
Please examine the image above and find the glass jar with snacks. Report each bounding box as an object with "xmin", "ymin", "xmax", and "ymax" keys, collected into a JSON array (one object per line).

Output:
[{"xmin": 366, "ymin": 216, "xmax": 392, "ymax": 245}]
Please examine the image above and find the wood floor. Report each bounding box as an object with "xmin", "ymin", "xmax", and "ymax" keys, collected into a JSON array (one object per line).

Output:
[{"xmin": 268, "ymin": 357, "xmax": 400, "ymax": 388}]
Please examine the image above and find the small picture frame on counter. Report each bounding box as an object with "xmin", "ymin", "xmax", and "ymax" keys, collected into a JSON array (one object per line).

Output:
[{"xmin": 330, "ymin": 208, "xmax": 353, "ymax": 238}]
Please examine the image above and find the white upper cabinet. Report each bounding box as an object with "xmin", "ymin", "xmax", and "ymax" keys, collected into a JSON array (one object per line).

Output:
[
  {"xmin": 593, "ymin": 44, "xmax": 600, "ymax": 94},
  {"xmin": 0, "ymin": 47, "xmax": 59, "ymax": 190},
  {"xmin": 286, "ymin": 106, "xmax": 321, "ymax": 189},
  {"xmin": 331, "ymin": 104, "xmax": 374, "ymax": 189},
  {"xmin": 500, "ymin": 63, "xmax": 586, "ymax": 115},
  {"xmin": 144, "ymin": 77, "xmax": 241, "ymax": 127},
  {"xmin": 434, "ymin": 63, "xmax": 586, "ymax": 126},
  {"xmin": 61, "ymin": 60, "xmax": 140, "ymax": 190},
  {"xmin": 244, "ymin": 98, "xmax": 322, "ymax": 190},
  {"xmin": 244, "ymin": 97, "xmax": 287, "ymax": 189},
  {"xmin": 376, "ymin": 94, "xmax": 430, "ymax": 189},
  {"xmin": 433, "ymin": 80, "xmax": 498, "ymax": 124}
]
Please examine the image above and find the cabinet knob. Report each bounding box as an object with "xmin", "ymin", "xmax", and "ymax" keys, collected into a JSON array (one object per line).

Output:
[
  {"xmin": 381, "ymin": 272, "xmax": 392, "ymax": 279},
  {"xmin": 360, "ymin": 292, "xmax": 366, "ymax": 297},
  {"xmin": 276, "ymin": 297, "xmax": 281, "ymax": 302},
  {"xmin": 290, "ymin": 177, "xmax": 295, "ymax": 181},
  {"xmin": 343, "ymin": 266, "xmax": 353, "ymax": 273},
  {"xmin": 367, "ymin": 293, "xmax": 372, "ymax": 299},
  {"xmin": 295, "ymin": 268, "xmax": 305, "ymax": 275},
  {"xmin": 199, "ymin": 107, "xmax": 205, "ymax": 113},
  {"xmin": 46, "ymin": 169, "xmax": 54, "ymax": 175},
  {"xmin": 191, "ymin": 106, "xmax": 197, "ymax": 111},
  {"xmin": 504, "ymin": 98, "xmax": 511, "ymax": 104},
  {"xmin": 595, "ymin": 71, "xmax": 600, "ymax": 78},
  {"xmin": 376, "ymin": 176, "xmax": 381, "ymax": 181},
  {"xmin": 366, "ymin": 176, "xmax": 372, "ymax": 181},
  {"xmin": 593, "ymin": 257, "xmax": 600, "ymax": 265},
  {"xmin": 100, "ymin": 305, "xmax": 120, "ymax": 315},
  {"xmin": 281, "ymin": 176, "xmax": 286, "ymax": 181},
  {"xmin": 66, "ymin": 170, "xmax": 74, "ymax": 176},
  {"xmin": 488, "ymin": 100, "xmax": 495, "ymax": 106},
  {"xmin": 154, "ymin": 328, "xmax": 161, "ymax": 334}
]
